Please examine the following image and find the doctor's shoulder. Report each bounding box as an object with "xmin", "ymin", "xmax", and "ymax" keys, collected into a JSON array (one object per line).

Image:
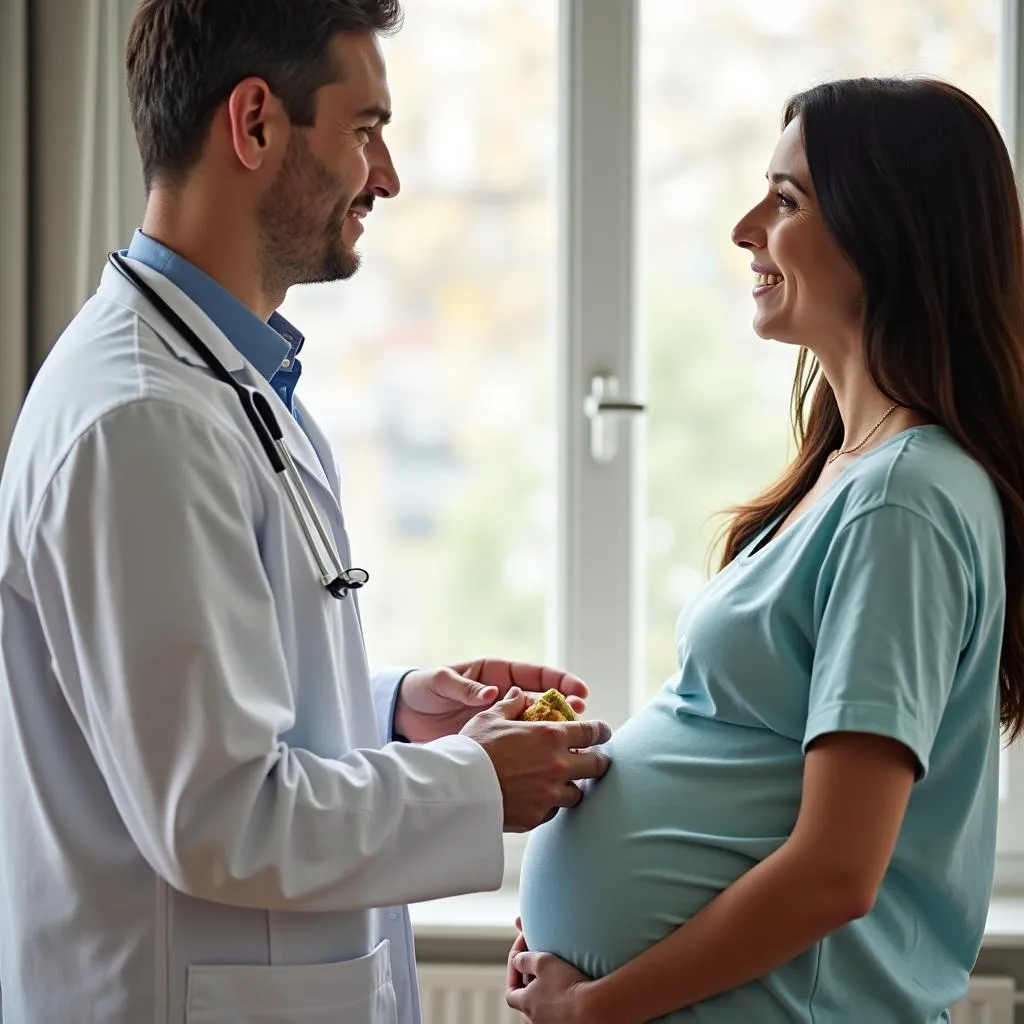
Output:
[
  {"xmin": 5, "ymin": 309, "xmax": 262, "ymax": 539},
  {"xmin": 34, "ymin": 290, "xmax": 250, "ymax": 446}
]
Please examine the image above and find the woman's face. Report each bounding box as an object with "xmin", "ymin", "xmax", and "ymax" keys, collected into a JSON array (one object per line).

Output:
[{"xmin": 731, "ymin": 117, "xmax": 863, "ymax": 351}]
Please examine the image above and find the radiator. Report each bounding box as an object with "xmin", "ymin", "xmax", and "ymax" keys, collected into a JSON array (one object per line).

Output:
[
  {"xmin": 419, "ymin": 964, "xmax": 1017, "ymax": 1024},
  {"xmin": 418, "ymin": 964, "xmax": 523, "ymax": 1024},
  {"xmin": 950, "ymin": 976, "xmax": 1017, "ymax": 1024}
]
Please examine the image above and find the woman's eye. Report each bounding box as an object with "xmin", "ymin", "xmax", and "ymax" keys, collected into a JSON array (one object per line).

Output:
[{"xmin": 775, "ymin": 191, "xmax": 797, "ymax": 211}]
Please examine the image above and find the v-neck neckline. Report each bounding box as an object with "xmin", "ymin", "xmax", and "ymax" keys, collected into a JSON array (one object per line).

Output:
[{"xmin": 740, "ymin": 425, "xmax": 940, "ymax": 561}]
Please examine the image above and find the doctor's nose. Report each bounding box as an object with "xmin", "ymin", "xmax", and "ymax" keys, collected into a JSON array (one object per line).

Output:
[{"xmin": 366, "ymin": 139, "xmax": 400, "ymax": 199}]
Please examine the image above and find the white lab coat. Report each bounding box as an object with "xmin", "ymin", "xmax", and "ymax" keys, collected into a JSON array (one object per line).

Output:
[{"xmin": 0, "ymin": 260, "xmax": 505, "ymax": 1024}]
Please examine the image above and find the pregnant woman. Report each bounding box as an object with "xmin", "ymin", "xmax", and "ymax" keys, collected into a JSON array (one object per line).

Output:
[{"xmin": 508, "ymin": 78, "xmax": 1024, "ymax": 1023}]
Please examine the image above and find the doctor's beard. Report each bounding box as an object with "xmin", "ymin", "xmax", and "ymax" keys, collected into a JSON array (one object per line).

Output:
[{"xmin": 257, "ymin": 130, "xmax": 361, "ymax": 296}]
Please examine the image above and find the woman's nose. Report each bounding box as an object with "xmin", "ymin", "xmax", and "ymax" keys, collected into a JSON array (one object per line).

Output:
[{"xmin": 731, "ymin": 209, "xmax": 765, "ymax": 251}]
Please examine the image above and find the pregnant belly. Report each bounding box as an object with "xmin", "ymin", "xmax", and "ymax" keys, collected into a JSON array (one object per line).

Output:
[{"xmin": 518, "ymin": 691, "xmax": 805, "ymax": 981}]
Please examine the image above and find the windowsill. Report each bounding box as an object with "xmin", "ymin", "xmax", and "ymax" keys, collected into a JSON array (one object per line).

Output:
[
  {"xmin": 411, "ymin": 887, "xmax": 520, "ymax": 943},
  {"xmin": 981, "ymin": 895, "xmax": 1024, "ymax": 948},
  {"xmin": 410, "ymin": 890, "xmax": 1024, "ymax": 949}
]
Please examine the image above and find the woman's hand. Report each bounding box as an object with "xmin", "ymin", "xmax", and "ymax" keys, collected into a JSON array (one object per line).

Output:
[{"xmin": 506, "ymin": 919, "xmax": 602, "ymax": 1024}]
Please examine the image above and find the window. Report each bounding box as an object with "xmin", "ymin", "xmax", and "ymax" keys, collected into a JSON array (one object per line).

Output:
[
  {"xmin": 280, "ymin": 0, "xmax": 559, "ymax": 670},
  {"xmin": 283, "ymin": 0, "xmax": 1023, "ymax": 886}
]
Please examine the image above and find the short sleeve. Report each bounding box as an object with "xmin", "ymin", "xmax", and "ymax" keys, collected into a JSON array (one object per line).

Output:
[{"xmin": 804, "ymin": 504, "xmax": 973, "ymax": 778}]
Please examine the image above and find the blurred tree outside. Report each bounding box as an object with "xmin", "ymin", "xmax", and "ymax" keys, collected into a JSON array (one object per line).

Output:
[{"xmin": 643, "ymin": 285, "xmax": 793, "ymax": 691}]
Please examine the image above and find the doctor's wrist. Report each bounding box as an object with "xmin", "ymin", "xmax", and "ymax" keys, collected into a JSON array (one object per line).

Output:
[{"xmin": 391, "ymin": 668, "xmax": 418, "ymax": 742}]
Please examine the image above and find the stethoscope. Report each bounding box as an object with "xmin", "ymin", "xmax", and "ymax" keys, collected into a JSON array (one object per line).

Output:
[{"xmin": 107, "ymin": 251, "xmax": 368, "ymax": 601}]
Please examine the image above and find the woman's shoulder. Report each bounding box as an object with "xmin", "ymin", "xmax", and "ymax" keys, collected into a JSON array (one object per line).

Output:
[{"xmin": 835, "ymin": 425, "xmax": 1003, "ymax": 550}]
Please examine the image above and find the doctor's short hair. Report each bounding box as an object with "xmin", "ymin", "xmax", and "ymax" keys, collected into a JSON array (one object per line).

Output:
[{"xmin": 125, "ymin": 0, "xmax": 403, "ymax": 191}]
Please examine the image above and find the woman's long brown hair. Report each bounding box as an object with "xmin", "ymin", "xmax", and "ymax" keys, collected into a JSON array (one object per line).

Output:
[{"xmin": 718, "ymin": 78, "xmax": 1024, "ymax": 740}]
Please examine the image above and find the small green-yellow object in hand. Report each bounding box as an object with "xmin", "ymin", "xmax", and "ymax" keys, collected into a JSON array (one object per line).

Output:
[{"xmin": 520, "ymin": 688, "xmax": 578, "ymax": 722}]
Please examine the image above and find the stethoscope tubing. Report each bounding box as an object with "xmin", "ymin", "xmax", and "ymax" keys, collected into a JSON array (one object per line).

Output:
[{"xmin": 106, "ymin": 251, "xmax": 366, "ymax": 600}]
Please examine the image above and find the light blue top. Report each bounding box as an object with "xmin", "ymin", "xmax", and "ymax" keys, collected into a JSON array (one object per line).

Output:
[{"xmin": 519, "ymin": 426, "xmax": 1004, "ymax": 1023}]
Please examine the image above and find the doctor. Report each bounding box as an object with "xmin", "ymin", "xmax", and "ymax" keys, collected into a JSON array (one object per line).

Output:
[{"xmin": 0, "ymin": 1, "xmax": 612, "ymax": 1022}]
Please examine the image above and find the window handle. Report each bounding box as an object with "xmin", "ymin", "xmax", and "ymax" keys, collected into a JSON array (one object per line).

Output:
[{"xmin": 583, "ymin": 374, "xmax": 647, "ymax": 464}]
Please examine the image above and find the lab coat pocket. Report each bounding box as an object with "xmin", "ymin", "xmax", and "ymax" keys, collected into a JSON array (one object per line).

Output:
[{"xmin": 185, "ymin": 938, "xmax": 398, "ymax": 1024}]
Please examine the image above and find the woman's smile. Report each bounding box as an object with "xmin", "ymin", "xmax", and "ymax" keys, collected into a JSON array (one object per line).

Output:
[{"xmin": 752, "ymin": 262, "xmax": 784, "ymax": 297}]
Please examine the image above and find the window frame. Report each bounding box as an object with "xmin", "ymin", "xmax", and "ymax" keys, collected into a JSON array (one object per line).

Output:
[
  {"xmin": 556, "ymin": 0, "xmax": 641, "ymax": 732},
  {"xmin": 997, "ymin": 0, "xmax": 1024, "ymax": 874}
]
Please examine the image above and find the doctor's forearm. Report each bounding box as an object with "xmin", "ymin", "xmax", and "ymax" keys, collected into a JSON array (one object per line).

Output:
[
  {"xmin": 583, "ymin": 843, "xmax": 865, "ymax": 1024},
  {"xmin": 162, "ymin": 738, "xmax": 504, "ymax": 911}
]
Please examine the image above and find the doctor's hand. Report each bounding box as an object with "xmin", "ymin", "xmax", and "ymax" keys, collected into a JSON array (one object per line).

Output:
[
  {"xmin": 393, "ymin": 659, "xmax": 589, "ymax": 744},
  {"xmin": 460, "ymin": 688, "xmax": 612, "ymax": 832}
]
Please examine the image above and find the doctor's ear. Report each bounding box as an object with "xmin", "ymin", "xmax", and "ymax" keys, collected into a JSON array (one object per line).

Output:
[{"xmin": 226, "ymin": 78, "xmax": 288, "ymax": 172}]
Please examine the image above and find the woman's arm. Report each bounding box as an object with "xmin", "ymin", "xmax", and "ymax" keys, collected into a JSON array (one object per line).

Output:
[{"xmin": 510, "ymin": 730, "xmax": 917, "ymax": 1024}]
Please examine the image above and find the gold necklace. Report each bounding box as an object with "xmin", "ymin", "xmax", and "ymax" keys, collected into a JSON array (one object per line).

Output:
[{"xmin": 826, "ymin": 402, "xmax": 899, "ymax": 465}]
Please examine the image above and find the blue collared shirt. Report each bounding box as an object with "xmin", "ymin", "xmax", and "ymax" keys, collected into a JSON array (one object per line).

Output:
[{"xmin": 125, "ymin": 230, "xmax": 305, "ymax": 414}]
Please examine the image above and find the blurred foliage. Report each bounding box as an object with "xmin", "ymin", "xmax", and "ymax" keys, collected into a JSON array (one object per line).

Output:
[{"xmin": 642, "ymin": 285, "xmax": 792, "ymax": 691}]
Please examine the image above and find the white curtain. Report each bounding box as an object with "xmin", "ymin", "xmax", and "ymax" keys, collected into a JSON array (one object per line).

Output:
[
  {"xmin": 0, "ymin": 0, "xmax": 29, "ymax": 462},
  {"xmin": 0, "ymin": 0, "xmax": 144, "ymax": 463}
]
